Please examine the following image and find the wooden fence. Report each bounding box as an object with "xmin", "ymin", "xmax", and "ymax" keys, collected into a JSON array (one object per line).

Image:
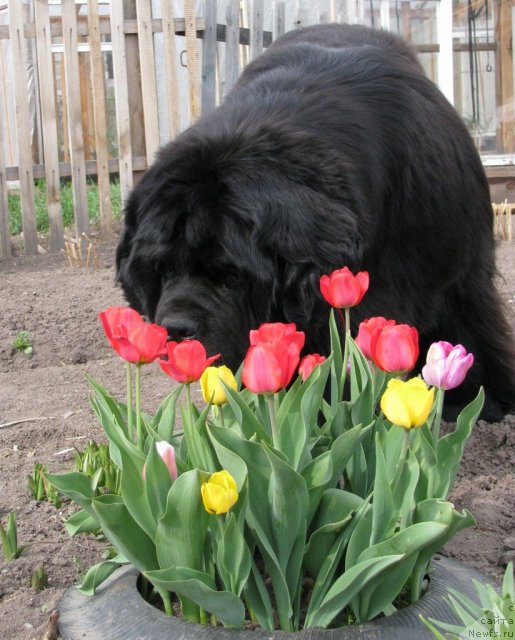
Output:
[{"xmin": 0, "ymin": 0, "xmax": 304, "ymax": 257}]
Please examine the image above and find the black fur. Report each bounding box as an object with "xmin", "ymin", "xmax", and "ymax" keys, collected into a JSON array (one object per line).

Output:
[{"xmin": 116, "ymin": 23, "xmax": 515, "ymax": 421}]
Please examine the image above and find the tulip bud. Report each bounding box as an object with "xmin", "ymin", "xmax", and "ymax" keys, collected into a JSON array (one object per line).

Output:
[
  {"xmin": 159, "ymin": 340, "xmax": 220, "ymax": 383},
  {"xmin": 201, "ymin": 470, "xmax": 238, "ymax": 515},
  {"xmin": 200, "ymin": 366, "xmax": 237, "ymax": 405},
  {"xmin": 142, "ymin": 441, "xmax": 178, "ymax": 481}
]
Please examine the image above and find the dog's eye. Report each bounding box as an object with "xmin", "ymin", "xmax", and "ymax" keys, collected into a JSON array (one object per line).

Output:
[{"xmin": 218, "ymin": 268, "xmax": 240, "ymax": 288}]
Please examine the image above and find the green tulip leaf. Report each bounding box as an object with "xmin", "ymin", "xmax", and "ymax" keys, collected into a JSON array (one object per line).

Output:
[
  {"xmin": 156, "ymin": 469, "xmax": 210, "ymax": 571},
  {"xmin": 144, "ymin": 441, "xmax": 174, "ymax": 521},
  {"xmin": 151, "ymin": 386, "xmax": 183, "ymax": 441},
  {"xmin": 217, "ymin": 512, "xmax": 252, "ymax": 596},
  {"xmin": 64, "ymin": 507, "xmax": 100, "ymax": 536},
  {"xmin": 349, "ymin": 338, "xmax": 375, "ymax": 427},
  {"xmin": 370, "ymin": 432, "xmax": 394, "ymax": 545},
  {"xmin": 44, "ymin": 472, "xmax": 95, "ymax": 515},
  {"xmin": 328, "ymin": 423, "xmax": 364, "ymax": 486},
  {"xmin": 265, "ymin": 446, "xmax": 309, "ymax": 590},
  {"xmin": 436, "ymin": 388, "xmax": 484, "ymax": 498},
  {"xmin": 305, "ymin": 554, "xmax": 404, "ymax": 628},
  {"xmin": 92, "ymin": 494, "xmax": 158, "ymax": 572},
  {"xmin": 243, "ymin": 560, "xmax": 275, "ymax": 631},
  {"xmin": 222, "ymin": 385, "xmax": 270, "ymax": 442},
  {"xmin": 78, "ymin": 558, "xmax": 125, "ymax": 595},
  {"xmin": 144, "ymin": 565, "xmax": 245, "ymax": 628},
  {"xmin": 117, "ymin": 443, "xmax": 156, "ymax": 540}
]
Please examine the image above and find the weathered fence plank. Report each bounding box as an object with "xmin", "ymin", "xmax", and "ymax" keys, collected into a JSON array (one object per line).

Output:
[
  {"xmin": 185, "ymin": 0, "xmax": 201, "ymax": 123},
  {"xmin": 87, "ymin": 0, "xmax": 113, "ymax": 238},
  {"xmin": 110, "ymin": 0, "xmax": 133, "ymax": 205},
  {"xmin": 161, "ymin": 0, "xmax": 181, "ymax": 139},
  {"xmin": 250, "ymin": 0, "xmax": 264, "ymax": 61},
  {"xmin": 135, "ymin": 0, "xmax": 160, "ymax": 164},
  {"xmin": 225, "ymin": 0, "xmax": 240, "ymax": 96},
  {"xmin": 0, "ymin": 124, "xmax": 11, "ymax": 257},
  {"xmin": 202, "ymin": 0, "xmax": 217, "ymax": 115},
  {"xmin": 34, "ymin": 0, "xmax": 64, "ymax": 252},
  {"xmin": 8, "ymin": 0, "xmax": 38, "ymax": 254},
  {"xmin": 62, "ymin": 0, "xmax": 90, "ymax": 242}
]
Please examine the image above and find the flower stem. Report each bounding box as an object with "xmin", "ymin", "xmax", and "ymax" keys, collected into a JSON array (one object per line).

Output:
[
  {"xmin": 266, "ymin": 394, "xmax": 279, "ymax": 450},
  {"xmin": 135, "ymin": 364, "xmax": 143, "ymax": 450},
  {"xmin": 339, "ymin": 307, "xmax": 351, "ymax": 393},
  {"xmin": 126, "ymin": 362, "xmax": 134, "ymax": 443},
  {"xmin": 157, "ymin": 586, "xmax": 173, "ymax": 616},
  {"xmin": 432, "ymin": 387, "xmax": 445, "ymax": 446},
  {"xmin": 392, "ymin": 428, "xmax": 411, "ymax": 492},
  {"xmin": 216, "ymin": 406, "xmax": 225, "ymax": 427}
]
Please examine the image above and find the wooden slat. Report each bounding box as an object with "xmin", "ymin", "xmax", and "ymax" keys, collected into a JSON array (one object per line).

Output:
[
  {"xmin": 62, "ymin": 0, "xmax": 90, "ymax": 240},
  {"xmin": 184, "ymin": 0, "xmax": 201, "ymax": 123},
  {"xmin": 135, "ymin": 0, "xmax": 160, "ymax": 163},
  {"xmin": 87, "ymin": 0, "xmax": 113, "ymax": 237},
  {"xmin": 110, "ymin": 0, "xmax": 133, "ymax": 204},
  {"xmin": 0, "ymin": 38, "xmax": 12, "ymax": 257},
  {"xmin": 161, "ymin": 0, "xmax": 181, "ymax": 139},
  {"xmin": 34, "ymin": 0, "xmax": 63, "ymax": 252},
  {"xmin": 201, "ymin": 0, "xmax": 217, "ymax": 115},
  {"xmin": 8, "ymin": 0, "xmax": 38, "ymax": 254},
  {"xmin": 273, "ymin": 2, "xmax": 286, "ymax": 40},
  {"xmin": 225, "ymin": 0, "xmax": 240, "ymax": 96},
  {"xmin": 250, "ymin": 0, "xmax": 264, "ymax": 61}
]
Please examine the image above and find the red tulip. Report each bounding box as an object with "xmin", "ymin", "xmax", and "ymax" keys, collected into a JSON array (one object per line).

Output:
[
  {"xmin": 249, "ymin": 322, "xmax": 305, "ymax": 351},
  {"xmin": 370, "ymin": 323, "xmax": 419, "ymax": 374},
  {"xmin": 355, "ymin": 317, "xmax": 397, "ymax": 360},
  {"xmin": 243, "ymin": 322, "xmax": 305, "ymax": 394},
  {"xmin": 159, "ymin": 340, "xmax": 220, "ymax": 383},
  {"xmin": 99, "ymin": 307, "xmax": 167, "ymax": 364},
  {"xmin": 298, "ymin": 354, "xmax": 326, "ymax": 381},
  {"xmin": 320, "ymin": 267, "xmax": 369, "ymax": 309}
]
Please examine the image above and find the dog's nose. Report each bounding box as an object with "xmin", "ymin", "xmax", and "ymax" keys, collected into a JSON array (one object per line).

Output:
[{"xmin": 162, "ymin": 318, "xmax": 200, "ymax": 342}]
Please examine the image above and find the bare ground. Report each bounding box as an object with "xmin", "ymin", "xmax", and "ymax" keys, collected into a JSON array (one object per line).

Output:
[{"xmin": 0, "ymin": 239, "xmax": 513, "ymax": 640}]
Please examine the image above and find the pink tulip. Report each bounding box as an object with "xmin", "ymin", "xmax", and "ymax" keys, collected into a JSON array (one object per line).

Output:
[
  {"xmin": 422, "ymin": 341, "xmax": 474, "ymax": 390},
  {"xmin": 143, "ymin": 441, "xmax": 178, "ymax": 481}
]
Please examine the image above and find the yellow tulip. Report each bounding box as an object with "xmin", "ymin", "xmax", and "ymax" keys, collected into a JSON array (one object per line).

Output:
[
  {"xmin": 380, "ymin": 377, "xmax": 435, "ymax": 429},
  {"xmin": 200, "ymin": 365, "xmax": 237, "ymax": 405},
  {"xmin": 201, "ymin": 470, "xmax": 238, "ymax": 515}
]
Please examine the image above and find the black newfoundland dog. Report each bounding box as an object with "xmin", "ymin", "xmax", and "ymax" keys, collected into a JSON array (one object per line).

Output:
[{"xmin": 116, "ymin": 23, "xmax": 515, "ymax": 421}]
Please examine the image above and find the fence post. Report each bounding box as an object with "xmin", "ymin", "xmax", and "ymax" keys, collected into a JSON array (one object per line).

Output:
[
  {"xmin": 225, "ymin": 0, "xmax": 240, "ymax": 97},
  {"xmin": 62, "ymin": 0, "xmax": 90, "ymax": 245},
  {"xmin": 8, "ymin": 0, "xmax": 38, "ymax": 255},
  {"xmin": 185, "ymin": 0, "xmax": 201, "ymax": 123},
  {"xmin": 123, "ymin": 0, "xmax": 146, "ymax": 186},
  {"xmin": 87, "ymin": 0, "xmax": 113, "ymax": 239},
  {"xmin": 250, "ymin": 0, "xmax": 264, "ymax": 61},
  {"xmin": 202, "ymin": 0, "xmax": 217, "ymax": 115},
  {"xmin": 34, "ymin": 0, "xmax": 64, "ymax": 252}
]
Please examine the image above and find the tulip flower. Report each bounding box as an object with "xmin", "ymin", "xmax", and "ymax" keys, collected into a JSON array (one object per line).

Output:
[
  {"xmin": 355, "ymin": 316, "xmax": 397, "ymax": 360},
  {"xmin": 319, "ymin": 267, "xmax": 369, "ymax": 309},
  {"xmin": 201, "ymin": 470, "xmax": 238, "ymax": 515},
  {"xmin": 159, "ymin": 340, "xmax": 220, "ymax": 384},
  {"xmin": 370, "ymin": 323, "xmax": 419, "ymax": 374},
  {"xmin": 249, "ymin": 322, "xmax": 305, "ymax": 350},
  {"xmin": 380, "ymin": 377, "xmax": 435, "ymax": 429},
  {"xmin": 99, "ymin": 306, "xmax": 167, "ymax": 364},
  {"xmin": 200, "ymin": 365, "xmax": 238, "ymax": 405},
  {"xmin": 143, "ymin": 441, "xmax": 178, "ymax": 481},
  {"xmin": 298, "ymin": 354, "xmax": 326, "ymax": 381},
  {"xmin": 422, "ymin": 341, "xmax": 474, "ymax": 391},
  {"xmin": 243, "ymin": 340, "xmax": 302, "ymax": 394}
]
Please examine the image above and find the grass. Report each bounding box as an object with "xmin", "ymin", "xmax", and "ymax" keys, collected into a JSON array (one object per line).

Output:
[{"xmin": 8, "ymin": 178, "xmax": 122, "ymax": 236}]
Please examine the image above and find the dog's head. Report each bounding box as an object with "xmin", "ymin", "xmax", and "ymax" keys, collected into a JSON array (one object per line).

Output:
[{"xmin": 116, "ymin": 120, "xmax": 363, "ymax": 369}]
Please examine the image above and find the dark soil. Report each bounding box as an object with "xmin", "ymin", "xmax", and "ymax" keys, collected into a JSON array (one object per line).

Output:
[{"xmin": 0, "ymin": 238, "xmax": 513, "ymax": 640}]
